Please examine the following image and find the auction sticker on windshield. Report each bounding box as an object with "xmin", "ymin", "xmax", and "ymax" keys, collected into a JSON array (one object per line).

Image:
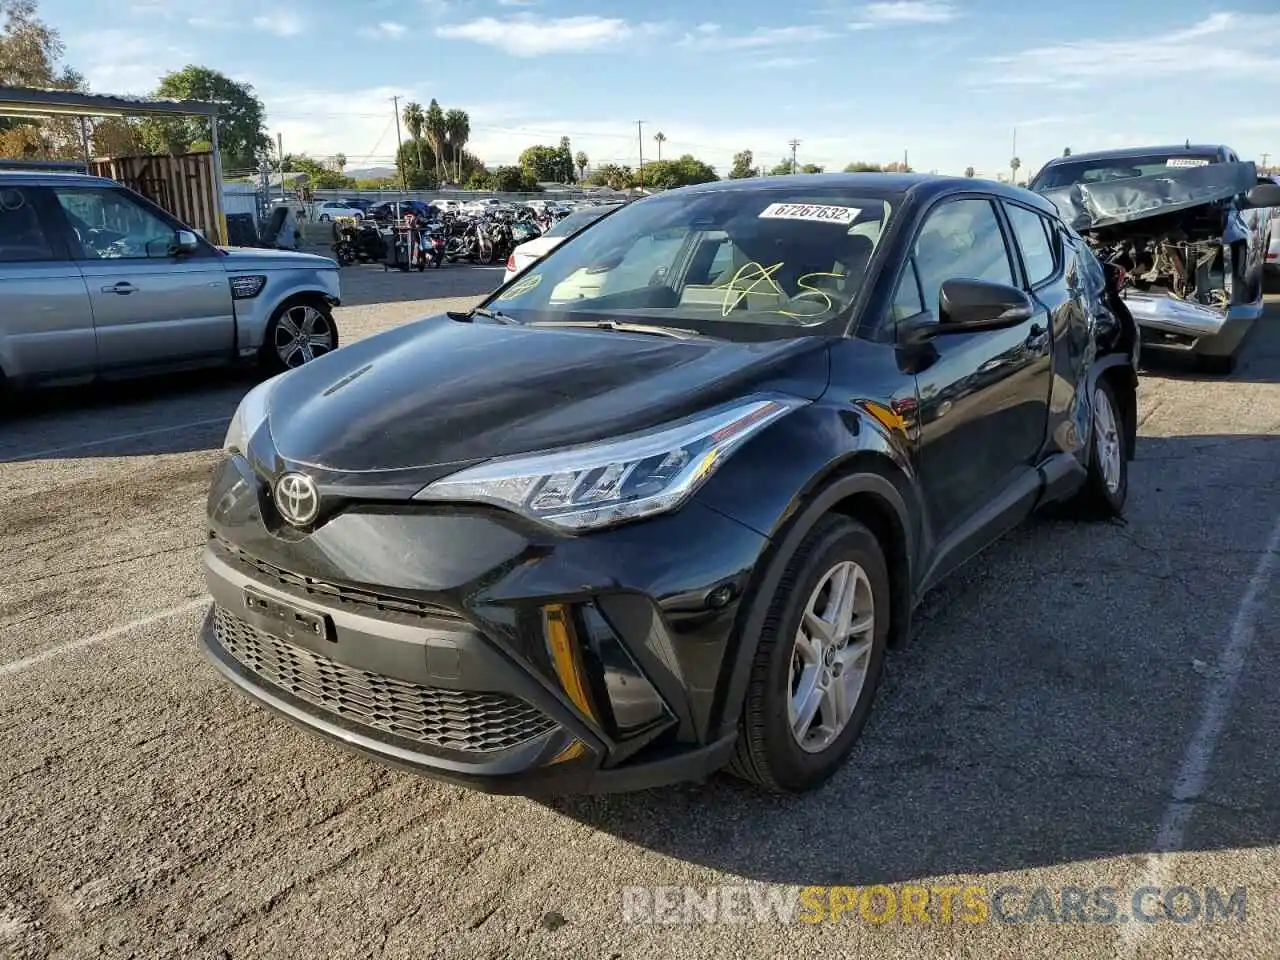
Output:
[
  {"xmin": 1165, "ymin": 158, "xmax": 1211, "ymax": 168},
  {"xmin": 758, "ymin": 203, "xmax": 860, "ymax": 225}
]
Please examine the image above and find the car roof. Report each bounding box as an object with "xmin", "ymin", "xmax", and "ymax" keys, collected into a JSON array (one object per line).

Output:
[
  {"xmin": 657, "ymin": 172, "xmax": 1060, "ymax": 216},
  {"xmin": 0, "ymin": 170, "xmax": 121, "ymax": 187},
  {"xmin": 1038, "ymin": 144, "xmax": 1227, "ymax": 168}
]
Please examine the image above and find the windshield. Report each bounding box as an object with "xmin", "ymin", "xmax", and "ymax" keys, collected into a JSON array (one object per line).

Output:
[
  {"xmin": 544, "ymin": 206, "xmax": 617, "ymax": 238},
  {"xmin": 1033, "ymin": 153, "xmax": 1219, "ymax": 190},
  {"xmin": 490, "ymin": 188, "xmax": 895, "ymax": 331}
]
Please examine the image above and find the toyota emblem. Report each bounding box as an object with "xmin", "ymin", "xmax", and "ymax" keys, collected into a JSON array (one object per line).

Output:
[{"xmin": 274, "ymin": 472, "xmax": 319, "ymax": 527}]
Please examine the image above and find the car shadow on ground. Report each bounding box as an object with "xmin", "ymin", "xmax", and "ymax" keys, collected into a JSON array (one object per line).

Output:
[
  {"xmin": 544, "ymin": 433, "xmax": 1280, "ymax": 886},
  {"xmin": 0, "ymin": 368, "xmax": 257, "ymax": 462}
]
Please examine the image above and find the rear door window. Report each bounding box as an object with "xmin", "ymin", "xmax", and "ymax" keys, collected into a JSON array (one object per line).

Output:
[
  {"xmin": 1004, "ymin": 203, "xmax": 1058, "ymax": 287},
  {"xmin": 0, "ymin": 187, "xmax": 57, "ymax": 262}
]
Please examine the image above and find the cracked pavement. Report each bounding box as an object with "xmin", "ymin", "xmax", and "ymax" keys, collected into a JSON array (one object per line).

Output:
[{"xmin": 1, "ymin": 273, "xmax": 1278, "ymax": 960}]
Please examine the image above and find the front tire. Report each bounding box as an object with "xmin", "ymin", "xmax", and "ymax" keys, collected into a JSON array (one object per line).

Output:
[
  {"xmin": 260, "ymin": 299, "xmax": 339, "ymax": 373},
  {"xmin": 729, "ymin": 515, "xmax": 891, "ymax": 793}
]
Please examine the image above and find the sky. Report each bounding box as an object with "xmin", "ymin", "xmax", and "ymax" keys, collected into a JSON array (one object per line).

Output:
[{"xmin": 33, "ymin": 0, "xmax": 1280, "ymax": 179}]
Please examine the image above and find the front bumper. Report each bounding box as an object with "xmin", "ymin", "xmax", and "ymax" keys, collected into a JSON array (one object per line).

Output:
[
  {"xmin": 1127, "ymin": 292, "xmax": 1260, "ymax": 359},
  {"xmin": 199, "ymin": 454, "xmax": 765, "ymax": 795}
]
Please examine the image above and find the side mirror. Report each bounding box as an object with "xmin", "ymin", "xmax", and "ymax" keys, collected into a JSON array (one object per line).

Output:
[
  {"xmin": 937, "ymin": 278, "xmax": 1034, "ymax": 333},
  {"xmin": 172, "ymin": 229, "xmax": 200, "ymax": 256},
  {"xmin": 1241, "ymin": 183, "xmax": 1280, "ymax": 209}
]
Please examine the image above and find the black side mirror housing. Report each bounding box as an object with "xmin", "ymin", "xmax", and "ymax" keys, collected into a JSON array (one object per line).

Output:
[
  {"xmin": 1242, "ymin": 183, "xmax": 1280, "ymax": 209},
  {"xmin": 937, "ymin": 278, "xmax": 1035, "ymax": 332}
]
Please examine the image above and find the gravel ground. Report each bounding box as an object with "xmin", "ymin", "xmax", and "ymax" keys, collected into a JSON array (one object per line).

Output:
[{"xmin": 1, "ymin": 275, "xmax": 1278, "ymax": 960}]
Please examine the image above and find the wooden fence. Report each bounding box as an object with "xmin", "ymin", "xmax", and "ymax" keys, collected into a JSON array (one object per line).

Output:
[{"xmin": 89, "ymin": 151, "xmax": 224, "ymax": 242}]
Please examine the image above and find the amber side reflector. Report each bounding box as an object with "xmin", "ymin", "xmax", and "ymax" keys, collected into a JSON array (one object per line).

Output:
[
  {"xmin": 549, "ymin": 740, "xmax": 588, "ymax": 765},
  {"xmin": 542, "ymin": 604, "xmax": 597, "ymax": 722}
]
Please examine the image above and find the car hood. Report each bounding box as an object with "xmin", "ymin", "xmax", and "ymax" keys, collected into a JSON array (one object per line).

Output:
[
  {"xmin": 219, "ymin": 247, "xmax": 338, "ymax": 270},
  {"xmin": 266, "ymin": 315, "xmax": 830, "ymax": 475}
]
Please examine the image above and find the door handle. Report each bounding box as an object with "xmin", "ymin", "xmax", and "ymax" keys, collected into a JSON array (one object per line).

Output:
[{"xmin": 102, "ymin": 282, "xmax": 137, "ymax": 295}]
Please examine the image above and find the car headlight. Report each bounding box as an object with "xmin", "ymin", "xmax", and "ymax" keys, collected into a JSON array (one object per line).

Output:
[
  {"xmin": 415, "ymin": 396, "xmax": 805, "ymax": 532},
  {"xmin": 223, "ymin": 374, "xmax": 284, "ymax": 456}
]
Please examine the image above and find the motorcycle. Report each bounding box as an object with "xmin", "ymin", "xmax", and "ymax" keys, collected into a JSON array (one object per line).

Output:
[{"xmin": 333, "ymin": 221, "xmax": 387, "ymax": 265}]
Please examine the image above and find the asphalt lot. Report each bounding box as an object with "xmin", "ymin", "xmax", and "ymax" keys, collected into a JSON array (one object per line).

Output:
[{"xmin": 1, "ymin": 269, "xmax": 1278, "ymax": 960}]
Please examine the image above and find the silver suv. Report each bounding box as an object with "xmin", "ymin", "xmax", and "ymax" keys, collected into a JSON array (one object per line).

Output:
[{"xmin": 0, "ymin": 171, "xmax": 342, "ymax": 392}]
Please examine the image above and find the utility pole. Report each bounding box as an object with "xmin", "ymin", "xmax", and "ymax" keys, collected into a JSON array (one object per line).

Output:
[
  {"xmin": 1263, "ymin": 152, "xmax": 1271, "ymax": 173},
  {"xmin": 903, "ymin": 149, "xmax": 909, "ymax": 172},
  {"xmin": 276, "ymin": 131, "xmax": 284, "ymax": 201},
  {"xmin": 789, "ymin": 139, "xmax": 800, "ymax": 174},
  {"xmin": 391, "ymin": 95, "xmax": 406, "ymax": 191},
  {"xmin": 636, "ymin": 120, "xmax": 645, "ymax": 190}
]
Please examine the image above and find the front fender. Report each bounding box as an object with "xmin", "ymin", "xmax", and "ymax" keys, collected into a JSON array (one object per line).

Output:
[
  {"xmin": 231, "ymin": 269, "xmax": 342, "ymax": 355},
  {"xmin": 696, "ymin": 402, "xmax": 923, "ymax": 739}
]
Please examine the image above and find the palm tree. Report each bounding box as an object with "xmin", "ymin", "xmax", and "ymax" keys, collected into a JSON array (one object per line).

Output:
[
  {"xmin": 653, "ymin": 131, "xmax": 666, "ymax": 162},
  {"xmin": 443, "ymin": 108, "xmax": 470, "ymax": 182},
  {"xmin": 402, "ymin": 101, "xmax": 425, "ymax": 173},
  {"xmin": 333, "ymin": 153, "xmax": 346, "ymax": 172},
  {"xmin": 575, "ymin": 151, "xmax": 588, "ymax": 181},
  {"xmin": 424, "ymin": 99, "xmax": 445, "ymax": 181}
]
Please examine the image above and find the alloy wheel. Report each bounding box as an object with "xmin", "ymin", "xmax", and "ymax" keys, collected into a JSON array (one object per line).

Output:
[
  {"xmin": 274, "ymin": 305, "xmax": 334, "ymax": 369},
  {"xmin": 788, "ymin": 560, "xmax": 876, "ymax": 753},
  {"xmin": 1093, "ymin": 386, "xmax": 1121, "ymax": 494}
]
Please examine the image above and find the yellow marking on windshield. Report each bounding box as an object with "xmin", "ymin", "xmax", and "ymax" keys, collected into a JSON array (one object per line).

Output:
[
  {"xmin": 719, "ymin": 261, "xmax": 786, "ymax": 316},
  {"xmin": 497, "ymin": 272, "xmax": 543, "ymax": 300},
  {"xmin": 778, "ymin": 272, "xmax": 841, "ymax": 319}
]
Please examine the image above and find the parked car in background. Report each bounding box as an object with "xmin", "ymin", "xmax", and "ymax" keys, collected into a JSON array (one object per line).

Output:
[
  {"xmin": 0, "ymin": 171, "xmax": 342, "ymax": 392},
  {"xmin": 314, "ymin": 201, "xmax": 364, "ymax": 222},
  {"xmin": 1031, "ymin": 144, "xmax": 1280, "ymax": 373},
  {"xmin": 201, "ymin": 173, "xmax": 1138, "ymax": 796},
  {"xmin": 503, "ymin": 202, "xmax": 625, "ymax": 282},
  {"xmin": 339, "ymin": 198, "xmax": 373, "ymax": 213},
  {"xmin": 367, "ymin": 200, "xmax": 434, "ymax": 223}
]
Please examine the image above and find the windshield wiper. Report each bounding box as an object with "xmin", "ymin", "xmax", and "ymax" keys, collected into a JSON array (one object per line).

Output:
[
  {"xmin": 528, "ymin": 319, "xmax": 700, "ymax": 339},
  {"xmin": 447, "ymin": 306, "xmax": 518, "ymax": 324}
]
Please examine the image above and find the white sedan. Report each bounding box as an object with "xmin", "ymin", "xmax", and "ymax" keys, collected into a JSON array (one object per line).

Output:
[
  {"xmin": 502, "ymin": 204, "xmax": 623, "ymax": 282},
  {"xmin": 314, "ymin": 201, "xmax": 364, "ymax": 221}
]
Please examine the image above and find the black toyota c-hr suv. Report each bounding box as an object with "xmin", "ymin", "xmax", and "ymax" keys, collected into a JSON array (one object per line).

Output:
[{"xmin": 201, "ymin": 174, "xmax": 1139, "ymax": 795}]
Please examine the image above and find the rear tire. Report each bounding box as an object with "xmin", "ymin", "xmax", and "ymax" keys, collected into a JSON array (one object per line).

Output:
[
  {"xmin": 728, "ymin": 514, "xmax": 891, "ymax": 793},
  {"xmin": 1064, "ymin": 376, "xmax": 1128, "ymax": 519}
]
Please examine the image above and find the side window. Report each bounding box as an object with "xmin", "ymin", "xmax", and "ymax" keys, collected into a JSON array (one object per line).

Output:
[
  {"xmin": 0, "ymin": 187, "xmax": 56, "ymax": 262},
  {"xmin": 1005, "ymin": 204, "xmax": 1057, "ymax": 287},
  {"xmin": 890, "ymin": 258, "xmax": 925, "ymax": 321},
  {"xmin": 913, "ymin": 198, "xmax": 1014, "ymax": 312},
  {"xmin": 53, "ymin": 187, "xmax": 179, "ymax": 260}
]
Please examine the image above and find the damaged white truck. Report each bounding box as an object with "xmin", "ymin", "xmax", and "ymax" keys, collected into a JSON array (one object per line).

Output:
[{"xmin": 1031, "ymin": 145, "xmax": 1280, "ymax": 373}]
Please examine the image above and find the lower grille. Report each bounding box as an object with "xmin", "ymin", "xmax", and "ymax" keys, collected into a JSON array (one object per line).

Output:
[{"xmin": 212, "ymin": 607, "xmax": 557, "ymax": 754}]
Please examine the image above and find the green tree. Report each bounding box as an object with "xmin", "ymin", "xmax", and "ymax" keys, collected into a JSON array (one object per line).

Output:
[
  {"xmin": 799, "ymin": 162, "xmax": 823, "ymax": 174},
  {"xmin": 396, "ymin": 138, "xmax": 438, "ymax": 184},
  {"xmin": 575, "ymin": 150, "xmax": 588, "ymax": 181},
  {"xmin": 91, "ymin": 117, "xmax": 139, "ymax": 157},
  {"xmin": 653, "ymin": 131, "xmax": 666, "ymax": 162},
  {"xmin": 557, "ymin": 136, "xmax": 574, "ymax": 182},
  {"xmin": 136, "ymin": 65, "xmax": 269, "ymax": 169},
  {"xmin": 729, "ymin": 150, "xmax": 757, "ymax": 179},
  {"xmin": 520, "ymin": 144, "xmax": 565, "ymax": 183},
  {"xmin": 489, "ymin": 165, "xmax": 538, "ymax": 192},
  {"xmin": 964, "ymin": 165, "xmax": 976, "ymax": 177},
  {"xmin": 635, "ymin": 154, "xmax": 717, "ymax": 189},
  {"xmin": 844, "ymin": 161, "xmax": 883, "ymax": 173},
  {"xmin": 442, "ymin": 108, "xmax": 470, "ymax": 182},
  {"xmin": 402, "ymin": 101, "xmax": 425, "ymax": 172},
  {"xmin": 424, "ymin": 99, "xmax": 445, "ymax": 180},
  {"xmin": 0, "ymin": 0, "xmax": 86, "ymax": 158},
  {"xmin": 332, "ymin": 152, "xmax": 346, "ymax": 172},
  {"xmin": 768, "ymin": 158, "xmax": 794, "ymax": 176},
  {"xmin": 586, "ymin": 163, "xmax": 634, "ymax": 190},
  {"xmin": 1063, "ymin": 146, "xmax": 1072, "ymax": 157}
]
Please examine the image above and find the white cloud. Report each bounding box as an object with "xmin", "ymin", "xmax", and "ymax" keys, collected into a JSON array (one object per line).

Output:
[
  {"xmin": 436, "ymin": 15, "xmax": 664, "ymax": 55},
  {"xmin": 359, "ymin": 21, "xmax": 408, "ymax": 40},
  {"xmin": 755, "ymin": 56, "xmax": 819, "ymax": 69},
  {"xmin": 971, "ymin": 12, "xmax": 1280, "ymax": 86},
  {"xmin": 252, "ymin": 10, "xmax": 306, "ymax": 37},
  {"xmin": 678, "ymin": 25, "xmax": 835, "ymax": 50},
  {"xmin": 66, "ymin": 29, "xmax": 192, "ymax": 95},
  {"xmin": 497, "ymin": 0, "xmax": 538, "ymax": 5},
  {"xmin": 849, "ymin": 1, "xmax": 959, "ymax": 29}
]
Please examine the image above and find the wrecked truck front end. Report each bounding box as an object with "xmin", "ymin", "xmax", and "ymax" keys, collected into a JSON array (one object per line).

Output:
[{"xmin": 1036, "ymin": 160, "xmax": 1269, "ymax": 370}]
